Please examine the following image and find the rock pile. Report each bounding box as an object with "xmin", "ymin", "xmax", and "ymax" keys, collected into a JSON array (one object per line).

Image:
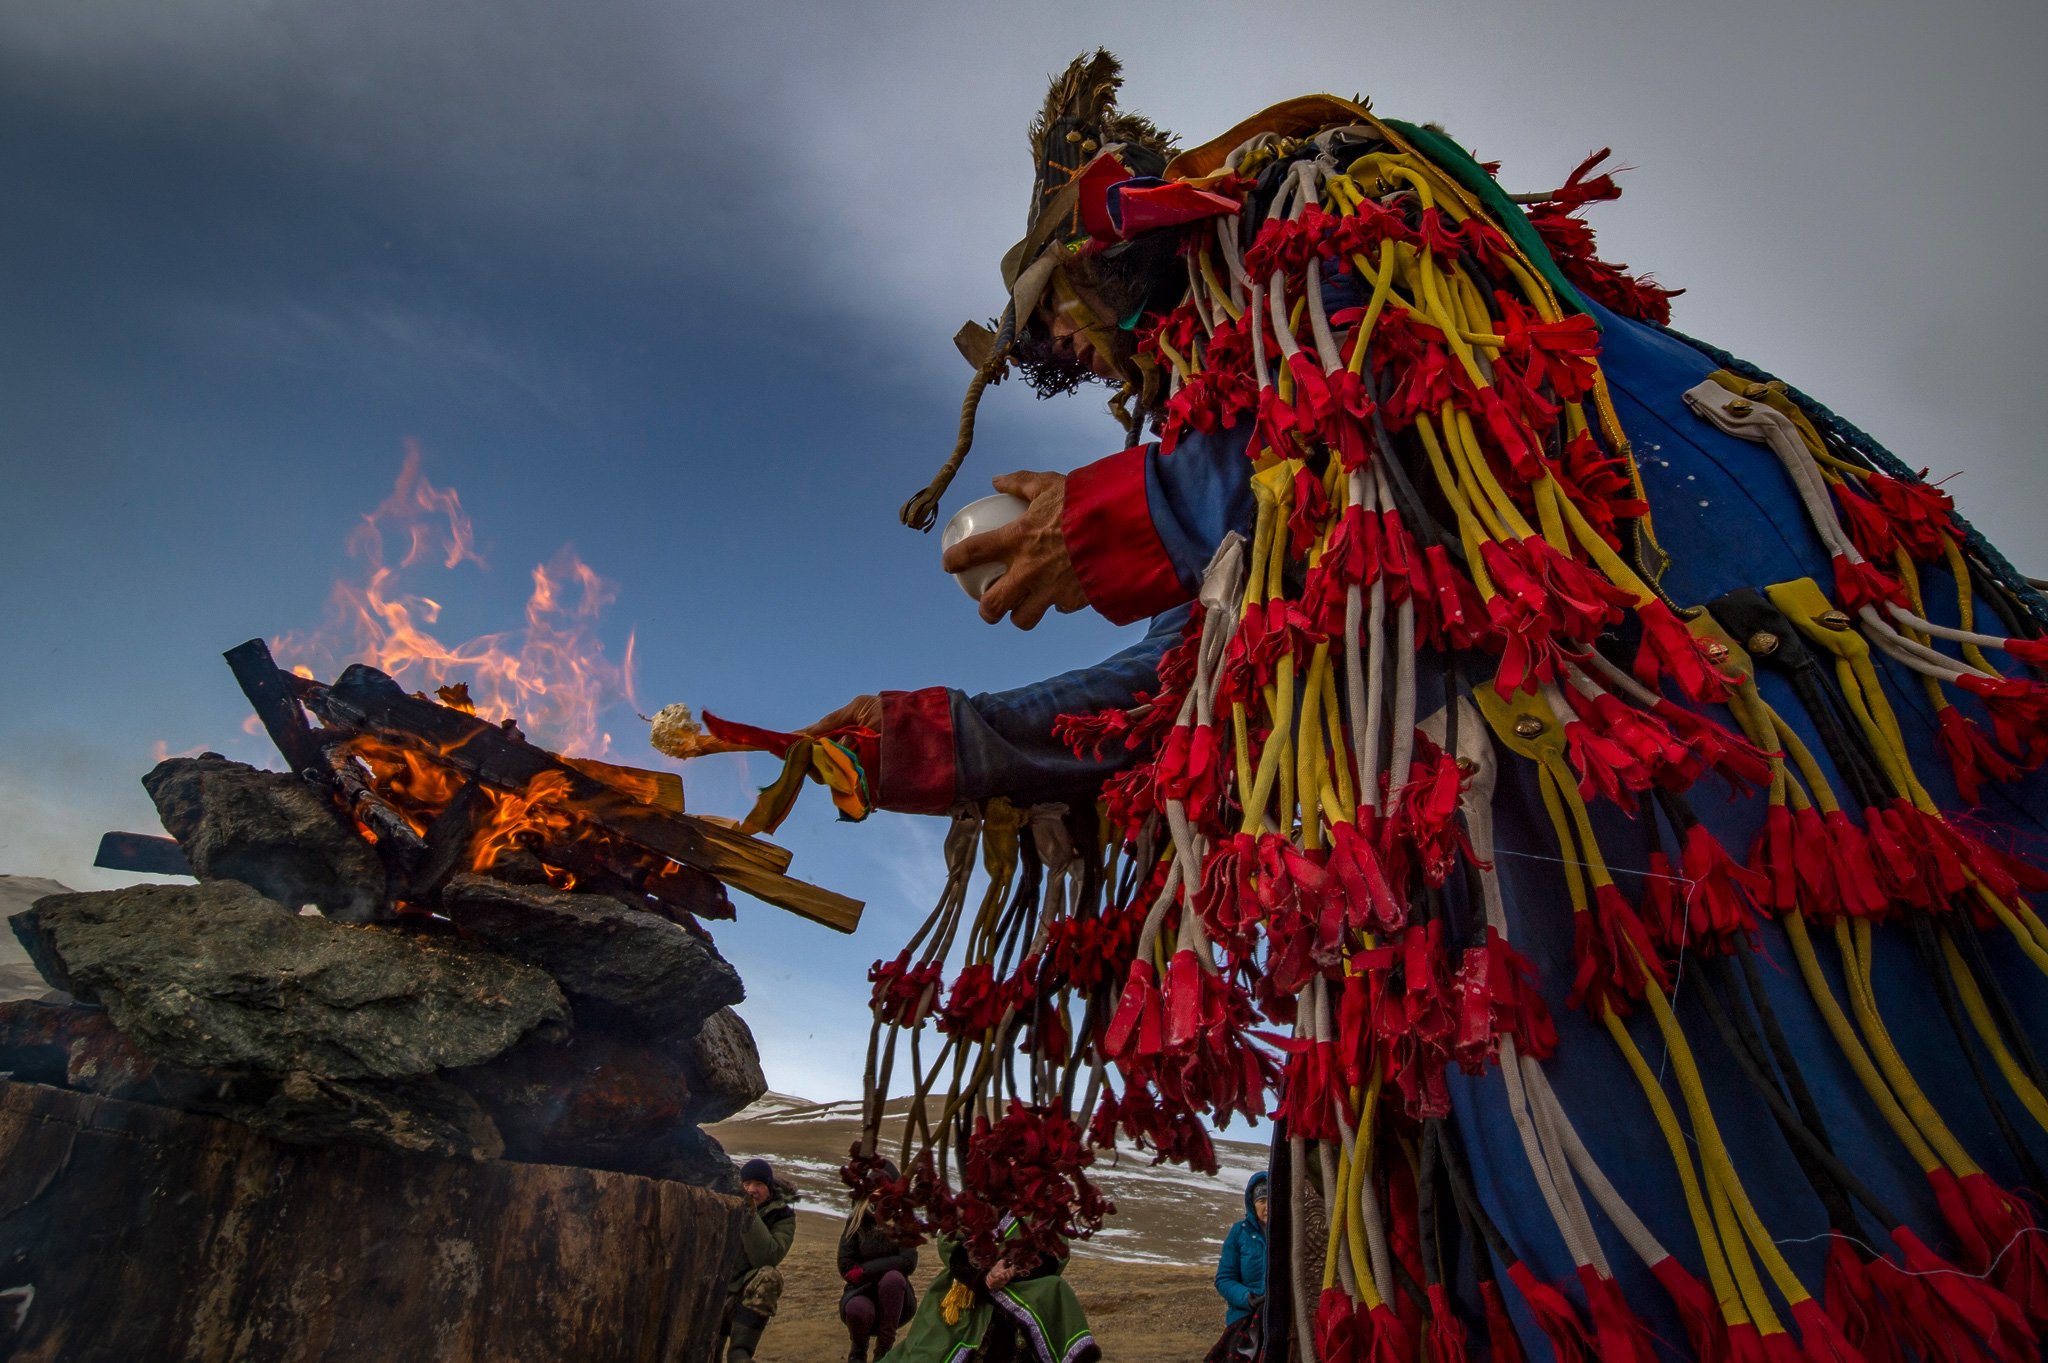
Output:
[{"xmin": 2, "ymin": 754, "xmax": 765, "ymax": 1191}]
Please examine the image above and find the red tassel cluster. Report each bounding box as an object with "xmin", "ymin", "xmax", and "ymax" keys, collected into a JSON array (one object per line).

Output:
[
  {"xmin": 1651, "ymin": 1255, "xmax": 1729, "ymax": 1363},
  {"xmin": 857, "ymin": 1105, "xmax": 1112, "ymax": 1270},
  {"xmin": 1634, "ymin": 599, "xmax": 1739, "ymax": 703},
  {"xmin": 1521, "ymin": 148, "xmax": 1684, "ymax": 325},
  {"xmin": 1862, "ymin": 471, "xmax": 1961, "ymax": 561},
  {"xmin": 1505, "ymin": 1260, "xmax": 1593, "ymax": 1363},
  {"xmin": 868, "ymin": 950, "xmax": 943, "ymax": 1026},
  {"xmin": 1480, "ymin": 536, "xmax": 1635, "ymax": 697},
  {"xmin": 1570, "ymin": 883, "xmax": 1672, "ymax": 1015},
  {"xmin": 1577, "ymin": 1264, "xmax": 1661, "ymax": 1363}
]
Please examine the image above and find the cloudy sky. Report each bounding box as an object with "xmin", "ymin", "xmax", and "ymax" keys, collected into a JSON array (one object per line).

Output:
[{"xmin": 4, "ymin": 0, "xmax": 2044, "ymax": 1101}]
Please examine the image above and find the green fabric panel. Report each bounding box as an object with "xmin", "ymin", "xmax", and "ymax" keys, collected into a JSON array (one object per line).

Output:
[
  {"xmin": 1383, "ymin": 117, "xmax": 1593, "ymax": 320},
  {"xmin": 882, "ymin": 1254, "xmax": 988, "ymax": 1363},
  {"xmin": 880, "ymin": 1240, "xmax": 1094, "ymax": 1363}
]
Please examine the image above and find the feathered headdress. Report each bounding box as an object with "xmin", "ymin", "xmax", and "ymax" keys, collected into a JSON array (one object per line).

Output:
[{"xmin": 899, "ymin": 51, "xmax": 1178, "ymax": 531}]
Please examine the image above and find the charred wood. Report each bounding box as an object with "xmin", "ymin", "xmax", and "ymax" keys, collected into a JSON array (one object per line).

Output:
[
  {"xmin": 92, "ymin": 832, "xmax": 192, "ymax": 877},
  {"xmin": 323, "ymin": 741, "xmax": 429, "ymax": 864},
  {"xmin": 223, "ymin": 638, "xmax": 323, "ymax": 777},
  {"xmin": 410, "ymin": 779, "xmax": 492, "ymax": 900},
  {"xmin": 307, "ymin": 664, "xmax": 860, "ymax": 932}
]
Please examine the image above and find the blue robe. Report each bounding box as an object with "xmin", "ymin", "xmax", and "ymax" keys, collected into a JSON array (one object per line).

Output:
[{"xmin": 936, "ymin": 299, "xmax": 2048, "ymax": 1350}]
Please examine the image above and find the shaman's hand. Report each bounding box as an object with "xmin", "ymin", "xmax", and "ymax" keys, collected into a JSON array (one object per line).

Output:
[{"xmin": 941, "ymin": 471, "xmax": 1088, "ymax": 630}]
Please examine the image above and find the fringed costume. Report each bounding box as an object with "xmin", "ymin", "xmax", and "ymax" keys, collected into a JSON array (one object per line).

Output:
[{"xmin": 686, "ymin": 54, "xmax": 2048, "ymax": 1363}]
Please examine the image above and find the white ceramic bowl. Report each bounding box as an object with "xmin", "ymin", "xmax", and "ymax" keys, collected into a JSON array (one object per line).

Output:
[{"xmin": 941, "ymin": 493, "xmax": 1030, "ymax": 601}]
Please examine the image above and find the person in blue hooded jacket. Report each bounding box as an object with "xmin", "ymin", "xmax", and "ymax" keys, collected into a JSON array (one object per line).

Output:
[{"xmin": 1215, "ymin": 1172, "xmax": 1269, "ymax": 1327}]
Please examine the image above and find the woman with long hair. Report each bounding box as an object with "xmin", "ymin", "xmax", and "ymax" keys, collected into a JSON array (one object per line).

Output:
[{"xmin": 840, "ymin": 1163, "xmax": 917, "ymax": 1363}]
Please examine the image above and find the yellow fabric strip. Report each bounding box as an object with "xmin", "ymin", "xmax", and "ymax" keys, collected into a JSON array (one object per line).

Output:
[
  {"xmin": 1602, "ymin": 1008, "xmax": 1749, "ymax": 1325},
  {"xmin": 1943, "ymin": 933, "xmax": 2048, "ymax": 1134},
  {"xmin": 1838, "ymin": 919, "xmax": 1980, "ymax": 1177}
]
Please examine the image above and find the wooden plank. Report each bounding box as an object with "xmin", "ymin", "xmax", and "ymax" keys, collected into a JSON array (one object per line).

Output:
[
  {"xmin": 308, "ymin": 666, "xmax": 861, "ymax": 933},
  {"xmin": 563, "ymin": 757, "xmax": 686, "ymax": 815},
  {"xmin": 707, "ymin": 862, "xmax": 863, "ymax": 934},
  {"xmin": 93, "ymin": 832, "xmax": 192, "ymax": 877},
  {"xmin": 325, "ymin": 743, "xmax": 430, "ymax": 862},
  {"xmin": 0, "ymin": 1079, "xmax": 744, "ymax": 1362}
]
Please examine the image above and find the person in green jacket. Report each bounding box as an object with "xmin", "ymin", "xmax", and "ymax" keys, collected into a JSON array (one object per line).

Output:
[
  {"xmin": 724, "ymin": 1157, "xmax": 797, "ymax": 1363},
  {"xmin": 881, "ymin": 1214, "xmax": 1098, "ymax": 1363}
]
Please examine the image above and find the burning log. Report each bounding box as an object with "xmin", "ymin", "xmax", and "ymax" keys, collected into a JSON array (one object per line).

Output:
[
  {"xmin": 410, "ymin": 778, "xmax": 493, "ymax": 900},
  {"xmin": 323, "ymin": 743, "xmax": 429, "ymax": 864},
  {"xmin": 282, "ymin": 656, "xmax": 860, "ymax": 932},
  {"xmin": 487, "ymin": 825, "xmax": 735, "ymax": 926}
]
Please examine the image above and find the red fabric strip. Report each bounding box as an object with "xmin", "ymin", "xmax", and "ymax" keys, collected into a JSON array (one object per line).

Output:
[
  {"xmin": 703, "ymin": 711, "xmax": 802, "ymax": 758},
  {"xmin": 877, "ymin": 687, "xmax": 956, "ymax": 814},
  {"xmin": 1063, "ymin": 446, "xmax": 1186, "ymax": 626}
]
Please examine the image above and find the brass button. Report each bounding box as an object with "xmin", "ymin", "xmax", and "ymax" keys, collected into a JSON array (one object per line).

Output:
[
  {"xmin": 1726, "ymin": 398, "xmax": 1754, "ymax": 417},
  {"xmin": 1065, "ymin": 130, "xmax": 1083, "ymax": 144},
  {"xmin": 1455, "ymin": 757, "xmax": 1478, "ymax": 775},
  {"xmin": 1818, "ymin": 610, "xmax": 1852, "ymax": 631},
  {"xmin": 1746, "ymin": 630, "xmax": 1781, "ymax": 656},
  {"xmin": 1080, "ymin": 138, "xmax": 1098, "ymax": 153},
  {"xmin": 1702, "ymin": 640, "xmax": 1731, "ymax": 664},
  {"xmin": 1513, "ymin": 715, "xmax": 1545, "ymax": 739},
  {"xmin": 1743, "ymin": 382, "xmax": 1773, "ymax": 399}
]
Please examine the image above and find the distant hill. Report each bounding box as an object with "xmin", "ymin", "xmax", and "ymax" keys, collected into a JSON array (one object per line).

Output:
[
  {"xmin": 0, "ymin": 876, "xmax": 70, "ymax": 1002},
  {"xmin": 705, "ymin": 1092, "xmax": 1271, "ymax": 1270}
]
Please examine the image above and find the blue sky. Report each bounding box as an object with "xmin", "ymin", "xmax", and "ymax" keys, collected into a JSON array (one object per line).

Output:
[{"xmin": 4, "ymin": 0, "xmax": 2045, "ymax": 1100}]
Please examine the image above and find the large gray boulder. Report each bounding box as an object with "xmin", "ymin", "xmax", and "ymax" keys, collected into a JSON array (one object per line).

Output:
[
  {"xmin": 655, "ymin": 1124, "xmax": 740, "ymax": 1195},
  {"xmin": 677, "ymin": 1006, "xmax": 765, "ymax": 1124},
  {"xmin": 233, "ymin": 1071, "xmax": 504, "ymax": 1160},
  {"xmin": 142, "ymin": 755, "xmax": 383, "ymax": 922},
  {"xmin": 448, "ymin": 1030, "xmax": 692, "ymax": 1170},
  {"xmin": 13, "ymin": 881, "xmax": 566, "ymax": 1078},
  {"xmin": 442, "ymin": 875, "xmax": 742, "ymax": 1039},
  {"xmin": 0, "ymin": 996, "xmax": 502, "ymax": 1161}
]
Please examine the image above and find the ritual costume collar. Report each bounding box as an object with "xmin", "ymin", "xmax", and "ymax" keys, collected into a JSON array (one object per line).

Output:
[{"xmin": 1168, "ymin": 92, "xmax": 1591, "ymax": 316}]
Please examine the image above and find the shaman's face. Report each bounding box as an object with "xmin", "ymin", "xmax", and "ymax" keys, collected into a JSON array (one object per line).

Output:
[{"xmin": 1040, "ymin": 278, "xmax": 1128, "ymax": 382}]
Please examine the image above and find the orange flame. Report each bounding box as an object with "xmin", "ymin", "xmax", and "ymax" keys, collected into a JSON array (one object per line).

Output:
[
  {"xmin": 346, "ymin": 739, "xmax": 466, "ymax": 834},
  {"xmin": 468, "ymin": 770, "xmax": 578, "ymax": 877},
  {"xmin": 272, "ymin": 440, "xmax": 637, "ymax": 757}
]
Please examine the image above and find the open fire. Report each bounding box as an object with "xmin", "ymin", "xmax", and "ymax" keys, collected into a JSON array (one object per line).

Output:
[
  {"xmin": 203, "ymin": 639, "xmax": 860, "ymax": 932},
  {"xmin": 271, "ymin": 440, "xmax": 639, "ymax": 760},
  {"xmin": 98, "ymin": 445, "xmax": 860, "ymax": 934}
]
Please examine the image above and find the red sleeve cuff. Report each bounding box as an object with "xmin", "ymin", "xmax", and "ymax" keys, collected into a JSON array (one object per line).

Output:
[
  {"xmin": 876, "ymin": 688, "xmax": 956, "ymax": 815},
  {"xmin": 1062, "ymin": 447, "xmax": 1187, "ymax": 626}
]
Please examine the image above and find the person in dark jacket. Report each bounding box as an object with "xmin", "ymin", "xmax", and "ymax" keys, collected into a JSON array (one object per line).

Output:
[
  {"xmin": 724, "ymin": 1157, "xmax": 797, "ymax": 1363},
  {"xmin": 1215, "ymin": 1172, "xmax": 1269, "ymax": 1326},
  {"xmin": 840, "ymin": 1164, "xmax": 918, "ymax": 1363}
]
